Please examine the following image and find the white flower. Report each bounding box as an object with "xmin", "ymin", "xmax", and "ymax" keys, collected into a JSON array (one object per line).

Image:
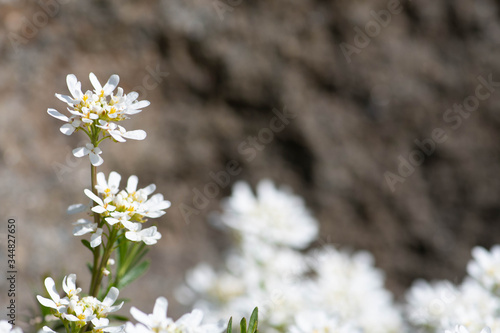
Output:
[
  {"xmin": 84, "ymin": 189, "xmax": 116, "ymax": 215},
  {"xmin": 96, "ymin": 171, "xmax": 121, "ymax": 197},
  {"xmin": 36, "ymin": 277, "xmax": 70, "ymax": 313},
  {"xmin": 125, "ymin": 226, "xmax": 162, "ymax": 245},
  {"xmin": 219, "ymin": 180, "xmax": 318, "ymax": 249},
  {"xmin": 63, "ymin": 305, "xmax": 96, "ymax": 324},
  {"xmin": 62, "ymin": 274, "xmax": 81, "ymax": 300},
  {"xmin": 72, "ymin": 219, "xmax": 97, "ymax": 236},
  {"xmin": 96, "ymin": 287, "xmax": 124, "ymax": 318},
  {"xmin": 130, "ymin": 297, "xmax": 172, "ymax": 331},
  {"xmin": 55, "ymin": 74, "xmax": 83, "ymax": 106},
  {"xmin": 47, "ymin": 108, "xmax": 81, "ymax": 135},
  {"xmin": 97, "ymin": 121, "xmax": 146, "ymax": 142},
  {"xmin": 141, "ymin": 194, "xmax": 171, "ymax": 218},
  {"xmin": 89, "ymin": 72, "xmax": 119, "ymax": 97},
  {"xmin": 90, "ymin": 228, "xmax": 103, "ymax": 248},
  {"xmin": 73, "ymin": 143, "xmax": 104, "ymax": 166},
  {"xmin": 467, "ymin": 245, "xmax": 500, "ymax": 292}
]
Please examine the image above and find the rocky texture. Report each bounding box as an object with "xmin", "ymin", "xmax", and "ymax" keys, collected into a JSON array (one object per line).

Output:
[{"xmin": 1, "ymin": 0, "xmax": 500, "ymax": 328}]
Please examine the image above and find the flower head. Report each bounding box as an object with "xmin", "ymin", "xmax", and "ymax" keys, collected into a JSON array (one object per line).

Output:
[
  {"xmin": 219, "ymin": 180, "xmax": 318, "ymax": 249},
  {"xmin": 48, "ymin": 73, "xmax": 149, "ymax": 165}
]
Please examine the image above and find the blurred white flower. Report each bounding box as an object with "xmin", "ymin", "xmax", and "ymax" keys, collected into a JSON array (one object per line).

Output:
[
  {"xmin": 406, "ymin": 276, "xmax": 500, "ymax": 332},
  {"xmin": 0, "ymin": 320, "xmax": 23, "ymax": 333},
  {"xmin": 290, "ymin": 311, "xmax": 362, "ymax": 333},
  {"xmin": 179, "ymin": 179, "xmax": 402, "ymax": 333},
  {"xmin": 126, "ymin": 297, "xmax": 221, "ymax": 333},
  {"xmin": 445, "ymin": 325, "xmax": 491, "ymax": 333},
  {"xmin": 467, "ymin": 245, "xmax": 500, "ymax": 292},
  {"xmin": 219, "ymin": 180, "xmax": 318, "ymax": 249}
]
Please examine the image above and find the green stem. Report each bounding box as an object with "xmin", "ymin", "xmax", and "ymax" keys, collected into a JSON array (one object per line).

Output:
[
  {"xmin": 88, "ymin": 163, "xmax": 102, "ymax": 296},
  {"xmin": 90, "ymin": 227, "xmax": 119, "ymax": 297},
  {"xmin": 63, "ymin": 320, "xmax": 70, "ymax": 333}
]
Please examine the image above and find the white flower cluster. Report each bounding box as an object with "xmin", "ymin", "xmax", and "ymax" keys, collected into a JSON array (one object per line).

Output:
[
  {"xmin": 406, "ymin": 245, "xmax": 500, "ymax": 332},
  {"xmin": 71, "ymin": 171, "xmax": 171, "ymax": 247},
  {"xmin": 48, "ymin": 73, "xmax": 149, "ymax": 166},
  {"xmin": 124, "ymin": 297, "xmax": 222, "ymax": 333},
  {"xmin": 36, "ymin": 274, "xmax": 123, "ymax": 332},
  {"xmin": 177, "ymin": 180, "xmax": 402, "ymax": 332}
]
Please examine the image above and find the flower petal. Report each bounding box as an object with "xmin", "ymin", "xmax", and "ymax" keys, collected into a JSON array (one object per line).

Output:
[
  {"xmin": 90, "ymin": 152, "xmax": 104, "ymax": 166},
  {"xmin": 127, "ymin": 175, "xmax": 139, "ymax": 193},
  {"xmin": 103, "ymin": 74, "xmax": 119, "ymax": 96},
  {"xmin": 89, "ymin": 72, "xmax": 102, "ymax": 92},
  {"xmin": 73, "ymin": 147, "xmax": 89, "ymax": 158},
  {"xmin": 60, "ymin": 123, "xmax": 76, "ymax": 135},
  {"xmin": 84, "ymin": 189, "xmax": 104, "ymax": 206},
  {"xmin": 47, "ymin": 108, "xmax": 69, "ymax": 122},
  {"xmin": 103, "ymin": 287, "xmax": 119, "ymax": 307},
  {"xmin": 122, "ymin": 130, "xmax": 147, "ymax": 141}
]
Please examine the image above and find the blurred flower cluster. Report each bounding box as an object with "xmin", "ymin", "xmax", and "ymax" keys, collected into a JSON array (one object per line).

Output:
[
  {"xmin": 406, "ymin": 245, "xmax": 500, "ymax": 332},
  {"xmin": 177, "ymin": 180, "xmax": 403, "ymax": 332}
]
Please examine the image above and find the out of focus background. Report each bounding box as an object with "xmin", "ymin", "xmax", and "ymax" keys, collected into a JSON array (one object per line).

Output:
[{"xmin": 1, "ymin": 0, "xmax": 500, "ymax": 328}]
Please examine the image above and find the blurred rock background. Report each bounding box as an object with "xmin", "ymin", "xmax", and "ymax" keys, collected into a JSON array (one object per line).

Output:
[{"xmin": 1, "ymin": 0, "xmax": 500, "ymax": 329}]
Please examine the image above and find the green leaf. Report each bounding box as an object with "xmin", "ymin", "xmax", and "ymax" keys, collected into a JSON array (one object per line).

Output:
[
  {"xmin": 240, "ymin": 317, "xmax": 247, "ymax": 333},
  {"xmin": 226, "ymin": 317, "xmax": 232, "ymax": 333},
  {"xmin": 248, "ymin": 307, "xmax": 258, "ymax": 333},
  {"xmin": 81, "ymin": 239, "xmax": 93, "ymax": 252},
  {"xmin": 117, "ymin": 237, "xmax": 128, "ymax": 267},
  {"xmin": 108, "ymin": 314, "xmax": 129, "ymax": 322},
  {"xmin": 117, "ymin": 260, "xmax": 150, "ymax": 289},
  {"xmin": 129, "ymin": 246, "xmax": 150, "ymax": 269},
  {"xmin": 86, "ymin": 262, "xmax": 93, "ymax": 273}
]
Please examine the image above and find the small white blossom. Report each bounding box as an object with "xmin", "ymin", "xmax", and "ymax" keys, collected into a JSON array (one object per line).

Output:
[
  {"xmin": 73, "ymin": 143, "xmax": 104, "ymax": 166},
  {"xmin": 90, "ymin": 228, "xmax": 103, "ymax": 248},
  {"xmin": 125, "ymin": 225, "xmax": 162, "ymax": 245},
  {"xmin": 84, "ymin": 189, "xmax": 116, "ymax": 215},
  {"xmin": 72, "ymin": 219, "xmax": 97, "ymax": 236}
]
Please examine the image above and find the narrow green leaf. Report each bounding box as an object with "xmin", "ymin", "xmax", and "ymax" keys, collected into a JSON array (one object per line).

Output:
[
  {"xmin": 118, "ymin": 238, "xmax": 128, "ymax": 267},
  {"xmin": 248, "ymin": 307, "xmax": 258, "ymax": 333},
  {"xmin": 240, "ymin": 317, "xmax": 247, "ymax": 333},
  {"xmin": 226, "ymin": 317, "xmax": 232, "ymax": 333},
  {"xmin": 86, "ymin": 262, "xmax": 93, "ymax": 273},
  {"xmin": 107, "ymin": 314, "xmax": 129, "ymax": 322},
  {"xmin": 129, "ymin": 247, "xmax": 150, "ymax": 270},
  {"xmin": 81, "ymin": 239, "xmax": 93, "ymax": 251},
  {"xmin": 117, "ymin": 260, "xmax": 150, "ymax": 289}
]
